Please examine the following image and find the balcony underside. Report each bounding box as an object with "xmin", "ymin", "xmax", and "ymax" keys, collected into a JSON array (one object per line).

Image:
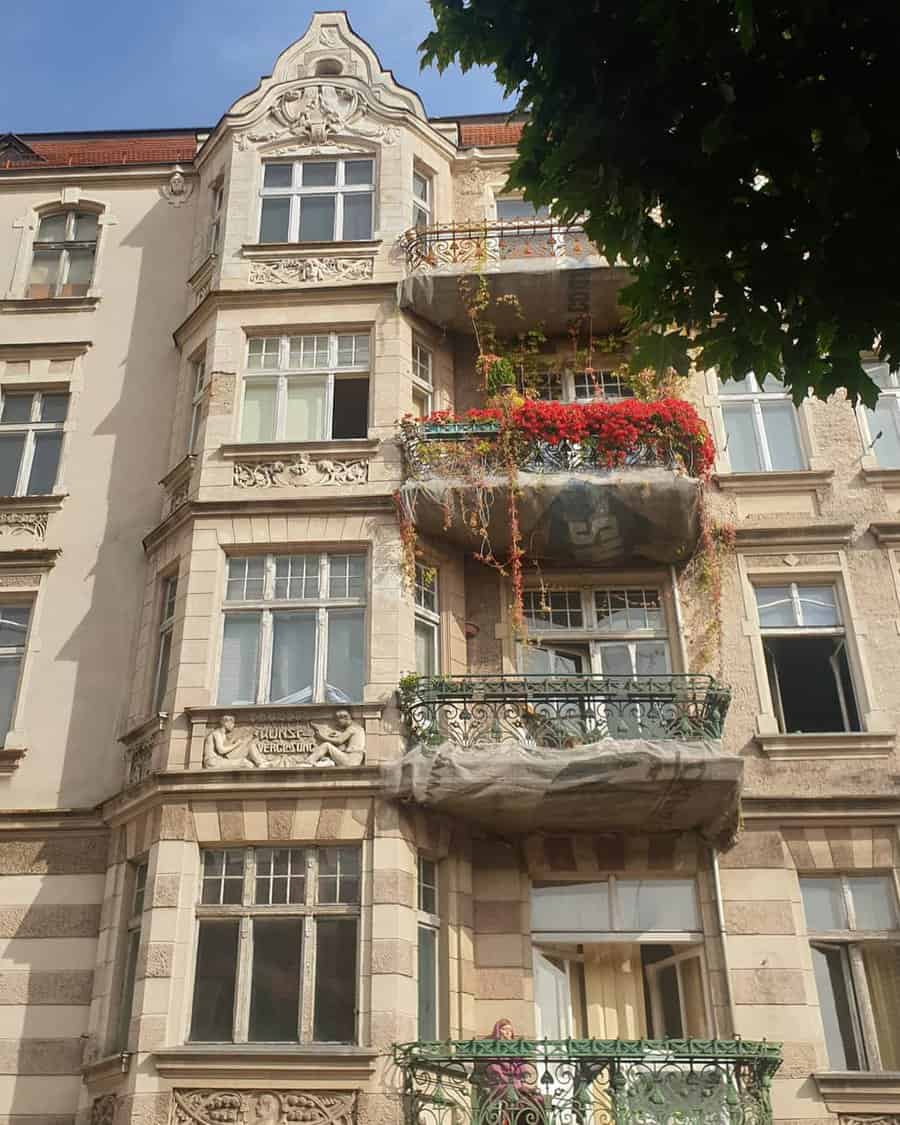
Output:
[
  {"xmin": 398, "ymin": 260, "xmax": 631, "ymax": 336},
  {"xmin": 385, "ymin": 738, "xmax": 742, "ymax": 845},
  {"xmin": 400, "ymin": 468, "xmax": 702, "ymax": 566}
]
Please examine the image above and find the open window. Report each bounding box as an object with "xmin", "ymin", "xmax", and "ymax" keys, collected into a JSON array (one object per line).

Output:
[{"xmin": 755, "ymin": 583, "xmax": 861, "ymax": 733}]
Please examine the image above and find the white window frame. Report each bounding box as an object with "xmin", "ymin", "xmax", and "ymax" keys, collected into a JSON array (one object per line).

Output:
[
  {"xmin": 802, "ymin": 873, "xmax": 900, "ymax": 1071},
  {"xmin": 412, "ymin": 341, "xmax": 433, "ymax": 417},
  {"xmin": 258, "ymin": 157, "xmax": 375, "ymax": 243},
  {"xmin": 644, "ymin": 945, "xmax": 714, "ymax": 1038},
  {"xmin": 188, "ymin": 352, "xmax": 208, "ymax": 454},
  {"xmin": 0, "ymin": 601, "xmax": 32, "ymax": 745},
  {"xmin": 27, "ymin": 209, "xmax": 98, "ymax": 299},
  {"xmin": 218, "ymin": 552, "xmax": 367, "ymax": 705},
  {"xmin": 240, "ymin": 332, "xmax": 370, "ymax": 443},
  {"xmin": 113, "ymin": 860, "xmax": 147, "ymax": 1050},
  {"xmin": 189, "ymin": 845, "xmax": 361, "ymax": 1044},
  {"xmin": 208, "ymin": 182, "xmax": 225, "ymax": 255},
  {"xmin": 535, "ymin": 368, "xmax": 633, "ymax": 403},
  {"xmin": 858, "ymin": 362, "xmax": 900, "ymax": 468},
  {"xmin": 718, "ymin": 372, "xmax": 807, "ymax": 472},
  {"xmin": 0, "ymin": 388, "xmax": 68, "ymax": 497},
  {"xmin": 414, "ymin": 563, "xmax": 440, "ymax": 677},
  {"xmin": 417, "ymin": 855, "xmax": 440, "ymax": 1039},
  {"xmin": 531, "ymin": 876, "xmax": 702, "ymax": 943},
  {"xmin": 494, "ymin": 194, "xmax": 552, "ymax": 222},
  {"xmin": 153, "ymin": 575, "xmax": 178, "ymax": 713},
  {"xmin": 413, "ymin": 169, "xmax": 432, "ymax": 229}
]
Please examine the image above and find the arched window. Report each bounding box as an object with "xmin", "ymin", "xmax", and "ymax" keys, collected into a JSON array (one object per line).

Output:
[{"xmin": 27, "ymin": 209, "xmax": 98, "ymax": 299}]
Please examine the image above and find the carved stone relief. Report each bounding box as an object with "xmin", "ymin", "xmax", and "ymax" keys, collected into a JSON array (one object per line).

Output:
[
  {"xmin": 124, "ymin": 727, "xmax": 161, "ymax": 787},
  {"xmin": 0, "ymin": 573, "xmax": 41, "ymax": 587},
  {"xmin": 248, "ymin": 257, "xmax": 374, "ymax": 286},
  {"xmin": 202, "ymin": 711, "xmax": 365, "ymax": 769},
  {"xmin": 0, "ymin": 511, "xmax": 48, "ymax": 538},
  {"xmin": 160, "ymin": 165, "xmax": 194, "ymax": 206},
  {"xmin": 90, "ymin": 1094, "xmax": 117, "ymax": 1125},
  {"xmin": 174, "ymin": 1090, "xmax": 355, "ymax": 1125},
  {"xmin": 236, "ymin": 83, "xmax": 399, "ymax": 149},
  {"xmin": 233, "ymin": 455, "xmax": 368, "ymax": 489},
  {"xmin": 840, "ymin": 1118, "xmax": 900, "ymax": 1125}
]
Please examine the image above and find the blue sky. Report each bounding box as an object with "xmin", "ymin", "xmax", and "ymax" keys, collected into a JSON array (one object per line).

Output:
[{"xmin": 1, "ymin": 0, "xmax": 513, "ymax": 135}]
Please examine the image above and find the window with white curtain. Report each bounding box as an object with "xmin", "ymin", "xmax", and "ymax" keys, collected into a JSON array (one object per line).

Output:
[
  {"xmin": 719, "ymin": 373, "xmax": 806, "ymax": 472},
  {"xmin": 861, "ymin": 363, "xmax": 900, "ymax": 468},
  {"xmin": 218, "ymin": 553, "xmax": 366, "ymax": 706},
  {"xmin": 241, "ymin": 332, "xmax": 369, "ymax": 443},
  {"xmin": 414, "ymin": 563, "xmax": 439, "ymax": 677},
  {"xmin": 259, "ymin": 158, "xmax": 374, "ymax": 243}
]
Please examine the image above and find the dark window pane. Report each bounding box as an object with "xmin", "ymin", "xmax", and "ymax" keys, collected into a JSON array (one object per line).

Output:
[
  {"xmin": 764, "ymin": 636, "xmax": 861, "ymax": 733},
  {"xmin": 0, "ymin": 396, "xmax": 32, "ymax": 425},
  {"xmin": 345, "ymin": 160, "xmax": 373, "ymax": 186},
  {"xmin": 260, "ymin": 197, "xmax": 291, "ymax": 243},
  {"xmin": 35, "ymin": 213, "xmax": 67, "ymax": 242},
  {"xmin": 0, "ymin": 656, "xmax": 22, "ymax": 742},
  {"xmin": 264, "ymin": 164, "xmax": 293, "ymax": 188},
  {"xmin": 418, "ymin": 925, "xmax": 437, "ymax": 1039},
  {"xmin": 115, "ymin": 929, "xmax": 141, "ymax": 1049},
  {"xmin": 314, "ymin": 917, "xmax": 357, "ymax": 1041},
  {"xmin": 249, "ymin": 918, "xmax": 302, "ymax": 1042},
  {"xmin": 811, "ymin": 944, "xmax": 862, "ymax": 1070},
  {"xmin": 73, "ymin": 212, "xmax": 98, "ymax": 241},
  {"xmin": 0, "ymin": 434, "xmax": 25, "ymax": 494},
  {"xmin": 343, "ymin": 193, "xmax": 373, "ymax": 240},
  {"xmin": 303, "ymin": 162, "xmax": 336, "ymax": 187},
  {"xmin": 325, "ymin": 609, "xmax": 364, "ymax": 703},
  {"xmin": 332, "ymin": 377, "xmax": 368, "ymax": 439},
  {"xmin": 40, "ymin": 394, "xmax": 68, "ymax": 423},
  {"xmin": 0, "ymin": 606, "xmax": 30, "ymax": 648},
  {"xmin": 299, "ymin": 196, "xmax": 335, "ymax": 241},
  {"xmin": 26, "ymin": 432, "xmax": 62, "ymax": 494},
  {"xmin": 189, "ymin": 920, "xmax": 238, "ymax": 1041}
]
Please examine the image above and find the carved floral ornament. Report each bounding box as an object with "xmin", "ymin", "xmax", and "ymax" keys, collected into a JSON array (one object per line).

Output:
[
  {"xmin": 248, "ymin": 257, "xmax": 374, "ymax": 287},
  {"xmin": 233, "ymin": 454, "xmax": 368, "ymax": 488},
  {"xmin": 236, "ymin": 83, "xmax": 400, "ymax": 150},
  {"xmin": 0, "ymin": 511, "xmax": 48, "ymax": 539},
  {"xmin": 202, "ymin": 710, "xmax": 366, "ymax": 770},
  {"xmin": 174, "ymin": 1090, "xmax": 356, "ymax": 1125}
]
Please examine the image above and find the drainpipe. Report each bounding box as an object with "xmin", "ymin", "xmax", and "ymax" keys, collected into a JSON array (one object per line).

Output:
[
  {"xmin": 710, "ymin": 846, "xmax": 737, "ymax": 1036},
  {"xmin": 669, "ymin": 565, "xmax": 689, "ymax": 671}
]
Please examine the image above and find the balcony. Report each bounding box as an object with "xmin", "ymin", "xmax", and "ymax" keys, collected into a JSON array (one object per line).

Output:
[
  {"xmin": 387, "ymin": 674, "xmax": 742, "ymax": 843},
  {"xmin": 397, "ymin": 219, "xmax": 631, "ymax": 335},
  {"xmin": 395, "ymin": 1038, "xmax": 781, "ymax": 1125},
  {"xmin": 397, "ymin": 404, "xmax": 712, "ymax": 567}
]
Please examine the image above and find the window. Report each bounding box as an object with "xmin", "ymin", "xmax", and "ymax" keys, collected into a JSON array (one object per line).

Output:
[
  {"xmin": 417, "ymin": 856, "xmax": 440, "ymax": 1039},
  {"xmin": 190, "ymin": 846, "xmax": 360, "ymax": 1043},
  {"xmin": 413, "ymin": 171, "xmax": 432, "ymax": 229},
  {"xmin": 209, "ymin": 182, "xmax": 225, "ymax": 255},
  {"xmin": 0, "ymin": 605, "xmax": 30, "ymax": 743},
  {"xmin": 218, "ymin": 552, "xmax": 366, "ymax": 706},
  {"xmin": 411, "ymin": 342, "xmax": 433, "ymax": 418},
  {"xmin": 536, "ymin": 368, "xmax": 632, "ymax": 403},
  {"xmin": 861, "ymin": 363, "xmax": 900, "ymax": 468},
  {"xmin": 496, "ymin": 197, "xmax": 551, "ymax": 221},
  {"xmin": 719, "ymin": 373, "xmax": 806, "ymax": 472},
  {"xmin": 755, "ymin": 583, "xmax": 861, "ymax": 733},
  {"xmin": 27, "ymin": 210, "xmax": 98, "ymax": 298},
  {"xmin": 801, "ymin": 874, "xmax": 900, "ymax": 1070},
  {"xmin": 114, "ymin": 861, "xmax": 147, "ymax": 1050},
  {"xmin": 241, "ymin": 332, "xmax": 369, "ymax": 443},
  {"xmin": 532, "ymin": 878, "xmax": 700, "ymax": 936},
  {"xmin": 0, "ymin": 390, "xmax": 68, "ymax": 496},
  {"xmin": 153, "ymin": 576, "xmax": 178, "ymax": 713},
  {"xmin": 414, "ymin": 564, "xmax": 439, "ymax": 677},
  {"xmin": 259, "ymin": 158, "xmax": 374, "ymax": 243},
  {"xmin": 187, "ymin": 354, "xmax": 208, "ymax": 454}
]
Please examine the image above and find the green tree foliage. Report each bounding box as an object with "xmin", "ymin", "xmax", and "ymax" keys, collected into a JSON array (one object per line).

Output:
[{"xmin": 421, "ymin": 0, "xmax": 900, "ymax": 404}]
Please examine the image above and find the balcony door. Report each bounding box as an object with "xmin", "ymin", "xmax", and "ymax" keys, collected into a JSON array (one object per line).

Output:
[{"xmin": 534, "ymin": 950, "xmax": 573, "ymax": 1038}]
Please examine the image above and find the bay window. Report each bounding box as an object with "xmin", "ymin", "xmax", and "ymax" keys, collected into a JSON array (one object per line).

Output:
[
  {"xmin": 259, "ymin": 158, "xmax": 374, "ymax": 243},
  {"xmin": 218, "ymin": 552, "xmax": 366, "ymax": 705},
  {"xmin": 719, "ymin": 373, "xmax": 806, "ymax": 472},
  {"xmin": 241, "ymin": 332, "xmax": 369, "ymax": 443}
]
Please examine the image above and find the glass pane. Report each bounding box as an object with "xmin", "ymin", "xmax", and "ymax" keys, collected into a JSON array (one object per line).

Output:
[
  {"xmin": 299, "ymin": 196, "xmax": 335, "ymax": 241},
  {"xmin": 269, "ymin": 612, "xmax": 316, "ymax": 704},
  {"xmin": 40, "ymin": 394, "xmax": 68, "ymax": 424},
  {"xmin": 755, "ymin": 586, "xmax": 795, "ymax": 628},
  {"xmin": 248, "ymin": 918, "xmax": 302, "ymax": 1042},
  {"xmin": 345, "ymin": 160, "xmax": 373, "ymax": 186},
  {"xmin": 153, "ymin": 630, "xmax": 172, "ymax": 711},
  {"xmin": 654, "ymin": 964, "xmax": 684, "ymax": 1036},
  {"xmin": 263, "ymin": 163, "xmax": 293, "ymax": 188},
  {"xmin": 798, "ymin": 585, "xmax": 840, "ymax": 627},
  {"xmin": 0, "ymin": 395, "xmax": 32, "ymax": 425},
  {"xmin": 635, "ymin": 640, "xmax": 669, "ymax": 675},
  {"xmin": 863, "ymin": 945, "xmax": 900, "ymax": 1069},
  {"xmin": 531, "ymin": 883, "xmax": 610, "ymax": 932},
  {"xmin": 285, "ymin": 378, "xmax": 327, "ymax": 441},
  {"xmin": 497, "ymin": 198, "xmax": 550, "ymax": 220},
  {"xmin": 722, "ymin": 403, "xmax": 763, "ymax": 471},
  {"xmin": 189, "ymin": 920, "xmax": 238, "ymax": 1041},
  {"xmin": 679, "ymin": 955, "xmax": 708, "ymax": 1036},
  {"xmin": 217, "ymin": 614, "xmax": 260, "ymax": 705},
  {"xmin": 35, "ymin": 214, "xmax": 67, "ymax": 242},
  {"xmin": 867, "ymin": 401, "xmax": 900, "ymax": 468},
  {"xmin": 0, "ymin": 656, "xmax": 22, "ymax": 742},
  {"xmin": 0, "ymin": 606, "xmax": 30, "ymax": 648},
  {"xmin": 313, "ymin": 917, "xmax": 357, "ymax": 1042},
  {"xmin": 618, "ymin": 880, "xmax": 699, "ymax": 930},
  {"xmin": 419, "ymin": 858, "xmax": 437, "ymax": 913},
  {"xmin": 415, "ymin": 618, "xmax": 437, "ymax": 677},
  {"xmin": 325, "ymin": 609, "xmax": 364, "ymax": 702},
  {"xmin": 73, "ymin": 212, "xmax": 98, "ymax": 241},
  {"xmin": 115, "ymin": 929, "xmax": 140, "ymax": 1049},
  {"xmin": 413, "ymin": 172, "xmax": 429, "ymax": 201},
  {"xmin": 760, "ymin": 400, "xmax": 805, "ymax": 470},
  {"xmin": 62, "ymin": 248, "xmax": 94, "ymax": 295},
  {"xmin": 27, "ymin": 249, "xmax": 60, "ymax": 297},
  {"xmin": 259, "ymin": 197, "xmax": 291, "ymax": 243},
  {"xmin": 760, "ymin": 372, "xmax": 787, "ymax": 392},
  {"xmin": 26, "ymin": 432, "xmax": 63, "ymax": 494},
  {"xmin": 597, "ymin": 643, "xmax": 635, "ymax": 676},
  {"xmin": 332, "ymin": 377, "xmax": 368, "ymax": 439},
  {"xmin": 241, "ymin": 382, "xmax": 277, "ymax": 442},
  {"xmin": 810, "ymin": 944, "xmax": 861, "ymax": 1069},
  {"xmin": 318, "ymin": 846, "xmax": 360, "ymax": 904},
  {"xmin": 343, "ymin": 193, "xmax": 373, "ymax": 240},
  {"xmin": 0, "ymin": 435, "xmax": 25, "ymax": 495},
  {"xmin": 418, "ymin": 925, "xmax": 437, "ymax": 1039},
  {"xmin": 800, "ymin": 878, "xmax": 847, "ymax": 930},
  {"xmin": 303, "ymin": 162, "xmax": 337, "ymax": 187},
  {"xmin": 849, "ymin": 876, "xmax": 898, "ymax": 930}
]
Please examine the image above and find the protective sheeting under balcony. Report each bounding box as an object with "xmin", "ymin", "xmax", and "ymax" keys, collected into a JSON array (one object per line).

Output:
[
  {"xmin": 397, "ymin": 220, "xmax": 631, "ymax": 335},
  {"xmin": 385, "ymin": 674, "xmax": 741, "ymax": 845}
]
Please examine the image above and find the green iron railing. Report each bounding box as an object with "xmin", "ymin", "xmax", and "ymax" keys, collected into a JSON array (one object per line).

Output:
[
  {"xmin": 395, "ymin": 1038, "xmax": 781, "ymax": 1125},
  {"xmin": 400, "ymin": 674, "xmax": 732, "ymax": 749}
]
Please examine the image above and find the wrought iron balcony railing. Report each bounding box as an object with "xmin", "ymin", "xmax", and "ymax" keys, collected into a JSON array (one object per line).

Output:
[
  {"xmin": 400, "ymin": 219, "xmax": 600, "ymax": 272},
  {"xmin": 400, "ymin": 674, "xmax": 732, "ymax": 749},
  {"xmin": 395, "ymin": 1038, "xmax": 781, "ymax": 1125}
]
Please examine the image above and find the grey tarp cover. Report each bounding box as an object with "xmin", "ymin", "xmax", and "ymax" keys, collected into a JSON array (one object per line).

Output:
[{"xmin": 383, "ymin": 738, "xmax": 742, "ymax": 846}]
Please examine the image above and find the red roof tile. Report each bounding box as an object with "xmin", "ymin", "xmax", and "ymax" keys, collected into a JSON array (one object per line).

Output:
[
  {"xmin": 458, "ymin": 121, "xmax": 524, "ymax": 147},
  {"xmin": 3, "ymin": 134, "xmax": 198, "ymax": 170}
]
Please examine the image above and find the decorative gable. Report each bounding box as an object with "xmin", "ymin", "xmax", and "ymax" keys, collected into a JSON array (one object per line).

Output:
[{"xmin": 0, "ymin": 134, "xmax": 46, "ymax": 167}]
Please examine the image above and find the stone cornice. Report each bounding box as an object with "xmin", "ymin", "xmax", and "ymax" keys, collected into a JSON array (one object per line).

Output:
[
  {"xmin": 814, "ymin": 1071, "xmax": 900, "ymax": 1114},
  {"xmin": 733, "ymin": 522, "xmax": 854, "ymax": 549},
  {"xmin": 154, "ymin": 1044, "xmax": 379, "ymax": 1085},
  {"xmin": 755, "ymin": 731, "xmax": 895, "ymax": 759},
  {"xmin": 0, "ymin": 165, "xmax": 194, "ymax": 188},
  {"xmin": 869, "ymin": 520, "xmax": 900, "ymax": 545},
  {"xmin": 0, "ymin": 341, "xmax": 91, "ymax": 359},
  {"xmin": 713, "ymin": 469, "xmax": 834, "ymax": 493},
  {"xmin": 219, "ymin": 437, "xmax": 380, "ymax": 460},
  {"xmin": 0, "ymin": 808, "xmax": 106, "ymax": 835},
  {"xmin": 742, "ymin": 794, "xmax": 900, "ymax": 823},
  {"xmin": 0, "ymin": 296, "xmax": 99, "ymax": 315},
  {"xmin": 861, "ymin": 466, "xmax": 900, "ymax": 487}
]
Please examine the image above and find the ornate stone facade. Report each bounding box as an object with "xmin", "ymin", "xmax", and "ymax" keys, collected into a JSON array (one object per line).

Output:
[
  {"xmin": 233, "ymin": 455, "xmax": 368, "ymax": 488},
  {"xmin": 248, "ymin": 257, "xmax": 374, "ymax": 286},
  {"xmin": 174, "ymin": 1090, "xmax": 355, "ymax": 1125},
  {"xmin": 0, "ymin": 511, "xmax": 48, "ymax": 538},
  {"xmin": 202, "ymin": 710, "xmax": 366, "ymax": 769}
]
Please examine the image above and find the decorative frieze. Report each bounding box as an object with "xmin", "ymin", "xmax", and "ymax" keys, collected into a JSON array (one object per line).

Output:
[
  {"xmin": 237, "ymin": 83, "xmax": 399, "ymax": 149},
  {"xmin": 233, "ymin": 454, "xmax": 368, "ymax": 488},
  {"xmin": 174, "ymin": 1090, "xmax": 356, "ymax": 1125},
  {"xmin": 202, "ymin": 710, "xmax": 365, "ymax": 769},
  {"xmin": 840, "ymin": 1118, "xmax": 900, "ymax": 1125},
  {"xmin": 248, "ymin": 256, "xmax": 374, "ymax": 286},
  {"xmin": 0, "ymin": 511, "xmax": 48, "ymax": 539},
  {"xmin": 121, "ymin": 718, "xmax": 165, "ymax": 787}
]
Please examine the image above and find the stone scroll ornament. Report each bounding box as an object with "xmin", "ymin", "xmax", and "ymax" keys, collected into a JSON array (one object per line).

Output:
[
  {"xmin": 233, "ymin": 453, "xmax": 368, "ymax": 488},
  {"xmin": 174, "ymin": 1090, "xmax": 356, "ymax": 1125},
  {"xmin": 203, "ymin": 711, "xmax": 365, "ymax": 770},
  {"xmin": 238, "ymin": 83, "xmax": 400, "ymax": 149},
  {"xmin": 248, "ymin": 257, "xmax": 374, "ymax": 286}
]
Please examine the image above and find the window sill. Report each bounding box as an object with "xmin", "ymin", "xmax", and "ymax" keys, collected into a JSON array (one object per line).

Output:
[
  {"xmin": 154, "ymin": 1044, "xmax": 378, "ymax": 1085},
  {"xmin": 242, "ymin": 240, "xmax": 381, "ymax": 258},
  {"xmin": 861, "ymin": 465, "xmax": 900, "ymax": 486},
  {"xmin": 0, "ymin": 296, "xmax": 99, "ymax": 314},
  {"xmin": 713, "ymin": 469, "xmax": 833, "ymax": 492},
  {"xmin": 755, "ymin": 731, "xmax": 895, "ymax": 759},
  {"xmin": 219, "ymin": 438, "xmax": 379, "ymax": 460},
  {"xmin": 814, "ymin": 1070, "xmax": 900, "ymax": 1113}
]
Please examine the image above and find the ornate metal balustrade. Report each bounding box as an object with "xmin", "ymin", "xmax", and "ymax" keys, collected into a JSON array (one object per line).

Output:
[
  {"xmin": 395, "ymin": 1038, "xmax": 781, "ymax": 1125},
  {"xmin": 400, "ymin": 219, "xmax": 599, "ymax": 272},
  {"xmin": 400, "ymin": 674, "xmax": 731, "ymax": 749}
]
